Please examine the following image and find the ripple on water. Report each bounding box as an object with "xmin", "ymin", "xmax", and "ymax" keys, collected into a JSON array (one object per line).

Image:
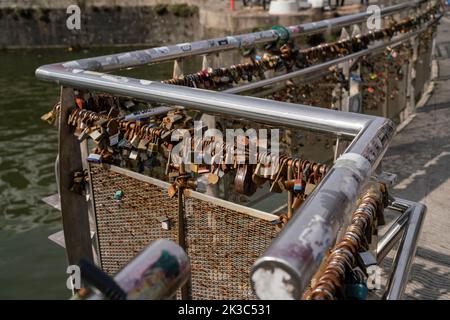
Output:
[
  {"xmin": 37, "ymin": 173, "xmax": 56, "ymax": 187},
  {"xmin": 0, "ymin": 48, "xmax": 167, "ymax": 297}
]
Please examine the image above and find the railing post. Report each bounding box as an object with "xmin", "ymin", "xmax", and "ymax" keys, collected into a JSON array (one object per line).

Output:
[
  {"xmin": 201, "ymin": 54, "xmax": 212, "ymax": 70},
  {"xmin": 173, "ymin": 59, "xmax": 184, "ymax": 78},
  {"xmin": 349, "ymin": 24, "xmax": 363, "ymax": 114},
  {"xmin": 80, "ymin": 140, "xmax": 102, "ymax": 267},
  {"xmin": 337, "ymin": 27, "xmax": 350, "ymax": 112},
  {"xmin": 58, "ymin": 87, "xmax": 94, "ymax": 266},
  {"xmin": 405, "ymin": 36, "xmax": 418, "ymax": 119}
]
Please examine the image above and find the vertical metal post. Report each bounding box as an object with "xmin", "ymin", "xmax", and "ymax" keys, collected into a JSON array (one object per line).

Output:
[
  {"xmin": 198, "ymin": 56, "xmax": 217, "ymax": 197},
  {"xmin": 173, "ymin": 59, "xmax": 184, "ymax": 79},
  {"xmin": 201, "ymin": 54, "xmax": 212, "ymax": 70},
  {"xmin": 178, "ymin": 188, "xmax": 187, "ymax": 251},
  {"xmin": 349, "ymin": 25, "xmax": 362, "ymax": 113},
  {"xmin": 338, "ymin": 27, "xmax": 350, "ymax": 112},
  {"xmin": 177, "ymin": 164, "xmax": 191, "ymax": 299},
  {"xmin": 58, "ymin": 87, "xmax": 93, "ymax": 266},
  {"xmin": 214, "ymin": 52, "xmax": 223, "ymax": 69}
]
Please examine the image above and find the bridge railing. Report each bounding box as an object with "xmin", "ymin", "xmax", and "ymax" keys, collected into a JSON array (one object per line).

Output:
[{"xmin": 37, "ymin": 0, "xmax": 441, "ymax": 299}]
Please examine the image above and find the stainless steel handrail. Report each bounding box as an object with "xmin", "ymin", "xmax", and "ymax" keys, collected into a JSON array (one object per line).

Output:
[
  {"xmin": 37, "ymin": 64, "xmax": 376, "ymax": 136},
  {"xmin": 36, "ymin": 0, "xmax": 430, "ymax": 73},
  {"xmin": 35, "ymin": 0, "xmax": 434, "ymax": 300}
]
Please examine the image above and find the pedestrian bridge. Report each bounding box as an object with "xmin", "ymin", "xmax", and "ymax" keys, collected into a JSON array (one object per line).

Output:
[{"xmin": 37, "ymin": 0, "xmax": 446, "ymax": 300}]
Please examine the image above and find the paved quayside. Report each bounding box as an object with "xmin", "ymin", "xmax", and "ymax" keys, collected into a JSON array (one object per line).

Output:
[{"xmin": 381, "ymin": 9, "xmax": 450, "ymax": 300}]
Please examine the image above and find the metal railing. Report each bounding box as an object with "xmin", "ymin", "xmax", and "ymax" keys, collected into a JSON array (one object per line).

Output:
[
  {"xmin": 37, "ymin": 0, "xmax": 440, "ymax": 299},
  {"xmin": 377, "ymin": 199, "xmax": 426, "ymax": 299},
  {"xmin": 36, "ymin": 0, "xmax": 429, "ymax": 73}
]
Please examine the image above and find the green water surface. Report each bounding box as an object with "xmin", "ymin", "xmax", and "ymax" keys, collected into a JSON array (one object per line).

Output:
[{"xmin": 0, "ymin": 47, "xmax": 193, "ymax": 299}]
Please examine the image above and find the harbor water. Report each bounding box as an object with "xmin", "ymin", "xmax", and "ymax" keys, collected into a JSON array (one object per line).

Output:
[{"xmin": 0, "ymin": 48, "xmax": 182, "ymax": 299}]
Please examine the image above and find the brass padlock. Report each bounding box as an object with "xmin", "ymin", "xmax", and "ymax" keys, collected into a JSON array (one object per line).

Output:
[
  {"xmin": 149, "ymin": 142, "xmax": 159, "ymax": 153},
  {"xmin": 130, "ymin": 134, "xmax": 140, "ymax": 148},
  {"xmin": 252, "ymin": 157, "xmax": 266, "ymax": 186},
  {"xmin": 129, "ymin": 150, "xmax": 139, "ymax": 160},
  {"xmin": 208, "ymin": 172, "xmax": 219, "ymax": 185},
  {"xmin": 137, "ymin": 137, "xmax": 150, "ymax": 150},
  {"xmin": 292, "ymin": 194, "xmax": 304, "ymax": 210},
  {"xmin": 190, "ymin": 163, "xmax": 200, "ymax": 173},
  {"xmin": 168, "ymin": 184, "xmax": 177, "ymax": 198},
  {"xmin": 304, "ymin": 182, "xmax": 316, "ymax": 196}
]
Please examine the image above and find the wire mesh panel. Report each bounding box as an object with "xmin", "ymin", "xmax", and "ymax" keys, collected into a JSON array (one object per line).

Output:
[
  {"xmin": 184, "ymin": 195, "xmax": 280, "ymax": 300},
  {"xmin": 414, "ymin": 28, "xmax": 435, "ymax": 101},
  {"xmin": 90, "ymin": 165, "xmax": 179, "ymax": 275}
]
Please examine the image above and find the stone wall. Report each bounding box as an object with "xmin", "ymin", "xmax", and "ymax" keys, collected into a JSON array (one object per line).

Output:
[
  {"xmin": 0, "ymin": 0, "xmax": 212, "ymax": 9},
  {"xmin": 0, "ymin": 4, "xmax": 201, "ymax": 48}
]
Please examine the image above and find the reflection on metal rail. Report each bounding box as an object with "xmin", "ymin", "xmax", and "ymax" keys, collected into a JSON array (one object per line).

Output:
[{"xmin": 35, "ymin": 0, "xmax": 435, "ymax": 300}]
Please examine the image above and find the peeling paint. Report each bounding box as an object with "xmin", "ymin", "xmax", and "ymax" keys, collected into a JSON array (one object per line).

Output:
[{"xmin": 252, "ymin": 267, "xmax": 295, "ymax": 300}]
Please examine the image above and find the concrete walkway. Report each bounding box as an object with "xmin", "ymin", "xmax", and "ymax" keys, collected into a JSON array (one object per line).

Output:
[{"xmin": 381, "ymin": 10, "xmax": 450, "ymax": 300}]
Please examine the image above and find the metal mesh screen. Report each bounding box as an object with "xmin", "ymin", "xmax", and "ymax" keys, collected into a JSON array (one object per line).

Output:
[
  {"xmin": 184, "ymin": 196, "xmax": 279, "ymax": 300},
  {"xmin": 90, "ymin": 165, "xmax": 279, "ymax": 299}
]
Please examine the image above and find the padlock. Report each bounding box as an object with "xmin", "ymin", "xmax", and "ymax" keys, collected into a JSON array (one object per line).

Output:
[
  {"xmin": 41, "ymin": 110, "xmax": 56, "ymax": 124},
  {"xmin": 130, "ymin": 134, "xmax": 140, "ymax": 148},
  {"xmin": 114, "ymin": 190, "xmax": 124, "ymax": 200},
  {"xmin": 208, "ymin": 172, "xmax": 219, "ymax": 185},
  {"xmin": 169, "ymin": 171, "xmax": 180, "ymax": 181},
  {"xmin": 89, "ymin": 129, "xmax": 103, "ymax": 142},
  {"xmin": 148, "ymin": 141, "xmax": 159, "ymax": 153},
  {"xmin": 117, "ymin": 138, "xmax": 127, "ymax": 148},
  {"xmin": 168, "ymin": 184, "xmax": 177, "ymax": 198},
  {"xmin": 304, "ymin": 182, "xmax": 316, "ymax": 196},
  {"xmin": 87, "ymin": 153, "xmax": 102, "ymax": 163},
  {"xmin": 292, "ymin": 194, "xmax": 304, "ymax": 210},
  {"xmin": 78, "ymin": 127, "xmax": 90, "ymax": 142},
  {"xmin": 190, "ymin": 163, "xmax": 200, "ymax": 173},
  {"xmin": 137, "ymin": 137, "xmax": 150, "ymax": 150},
  {"xmin": 344, "ymin": 282, "xmax": 368, "ymax": 300},
  {"xmin": 109, "ymin": 133, "xmax": 119, "ymax": 146},
  {"xmin": 252, "ymin": 157, "xmax": 266, "ymax": 186},
  {"xmin": 129, "ymin": 150, "xmax": 139, "ymax": 160}
]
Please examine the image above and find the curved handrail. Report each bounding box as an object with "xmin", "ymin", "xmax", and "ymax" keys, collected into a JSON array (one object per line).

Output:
[{"xmin": 35, "ymin": 49, "xmax": 395, "ymax": 300}]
